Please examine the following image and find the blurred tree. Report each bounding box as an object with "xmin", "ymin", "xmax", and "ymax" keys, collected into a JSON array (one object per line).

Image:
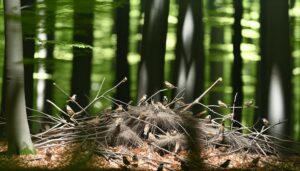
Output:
[
  {"xmin": 231, "ymin": 0, "xmax": 243, "ymax": 127},
  {"xmin": 138, "ymin": 0, "xmax": 169, "ymax": 100},
  {"xmin": 207, "ymin": 0, "xmax": 226, "ymax": 118},
  {"xmin": 2, "ymin": 0, "xmax": 35, "ymax": 154},
  {"xmin": 71, "ymin": 0, "xmax": 95, "ymax": 110},
  {"xmin": 114, "ymin": 0, "xmax": 130, "ymax": 104},
  {"xmin": 43, "ymin": 0, "xmax": 56, "ymax": 115},
  {"xmin": 173, "ymin": 0, "xmax": 205, "ymax": 105},
  {"xmin": 21, "ymin": 0, "xmax": 36, "ymax": 123},
  {"xmin": 136, "ymin": 0, "xmax": 144, "ymax": 55},
  {"xmin": 258, "ymin": 0, "xmax": 292, "ymax": 136},
  {"xmin": 34, "ymin": 0, "xmax": 56, "ymax": 132}
]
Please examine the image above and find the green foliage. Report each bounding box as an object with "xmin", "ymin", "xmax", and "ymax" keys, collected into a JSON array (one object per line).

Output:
[
  {"xmin": 19, "ymin": 147, "xmax": 36, "ymax": 155},
  {"xmin": 7, "ymin": 144, "xmax": 36, "ymax": 155}
]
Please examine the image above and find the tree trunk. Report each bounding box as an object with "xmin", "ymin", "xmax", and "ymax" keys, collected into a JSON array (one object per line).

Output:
[
  {"xmin": 174, "ymin": 0, "xmax": 205, "ymax": 105},
  {"xmin": 43, "ymin": 0, "xmax": 56, "ymax": 115},
  {"xmin": 231, "ymin": 0, "xmax": 243, "ymax": 127},
  {"xmin": 138, "ymin": 0, "xmax": 169, "ymax": 101},
  {"xmin": 3, "ymin": 0, "xmax": 35, "ymax": 154},
  {"xmin": 71, "ymin": 0, "xmax": 95, "ymax": 110},
  {"xmin": 21, "ymin": 0, "xmax": 36, "ymax": 122},
  {"xmin": 258, "ymin": 0, "xmax": 292, "ymax": 136},
  {"xmin": 114, "ymin": 0, "xmax": 130, "ymax": 104},
  {"xmin": 34, "ymin": 0, "xmax": 56, "ymax": 132},
  {"xmin": 207, "ymin": 0, "xmax": 226, "ymax": 117}
]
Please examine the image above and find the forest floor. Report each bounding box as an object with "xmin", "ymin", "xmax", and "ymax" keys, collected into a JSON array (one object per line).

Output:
[
  {"xmin": 1, "ymin": 79, "xmax": 300, "ymax": 170},
  {"xmin": 0, "ymin": 138, "xmax": 299, "ymax": 170}
]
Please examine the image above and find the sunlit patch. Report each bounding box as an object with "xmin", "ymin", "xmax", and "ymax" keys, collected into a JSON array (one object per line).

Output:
[{"xmin": 268, "ymin": 66, "xmax": 285, "ymax": 134}]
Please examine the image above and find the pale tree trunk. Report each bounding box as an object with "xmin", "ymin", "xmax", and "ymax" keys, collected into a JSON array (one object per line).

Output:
[
  {"xmin": 258, "ymin": 0, "xmax": 291, "ymax": 137},
  {"xmin": 174, "ymin": 0, "xmax": 204, "ymax": 105},
  {"xmin": 138, "ymin": 0, "xmax": 169, "ymax": 100},
  {"xmin": 3, "ymin": 0, "xmax": 35, "ymax": 154}
]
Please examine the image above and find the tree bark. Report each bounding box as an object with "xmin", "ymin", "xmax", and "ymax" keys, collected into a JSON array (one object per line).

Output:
[
  {"xmin": 71, "ymin": 0, "xmax": 95, "ymax": 110},
  {"xmin": 231, "ymin": 0, "xmax": 243, "ymax": 127},
  {"xmin": 138, "ymin": 0, "xmax": 169, "ymax": 101},
  {"xmin": 258, "ymin": 0, "xmax": 291, "ymax": 136},
  {"xmin": 174, "ymin": 0, "xmax": 205, "ymax": 105},
  {"xmin": 21, "ymin": 0, "xmax": 36, "ymax": 121},
  {"xmin": 114, "ymin": 0, "xmax": 130, "ymax": 104},
  {"xmin": 3, "ymin": 0, "xmax": 35, "ymax": 154},
  {"xmin": 43, "ymin": 0, "xmax": 56, "ymax": 115}
]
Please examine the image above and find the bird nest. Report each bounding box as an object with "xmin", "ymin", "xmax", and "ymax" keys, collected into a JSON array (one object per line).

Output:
[{"xmin": 28, "ymin": 77, "xmax": 298, "ymax": 169}]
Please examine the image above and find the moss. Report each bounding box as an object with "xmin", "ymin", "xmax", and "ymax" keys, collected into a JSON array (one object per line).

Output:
[{"xmin": 19, "ymin": 147, "xmax": 36, "ymax": 155}]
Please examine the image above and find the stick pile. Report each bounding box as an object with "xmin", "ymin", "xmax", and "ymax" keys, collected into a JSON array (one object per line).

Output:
[{"xmin": 26, "ymin": 78, "xmax": 297, "ymax": 169}]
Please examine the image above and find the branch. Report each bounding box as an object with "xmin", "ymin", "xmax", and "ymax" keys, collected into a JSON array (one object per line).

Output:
[{"xmin": 181, "ymin": 77, "xmax": 222, "ymax": 112}]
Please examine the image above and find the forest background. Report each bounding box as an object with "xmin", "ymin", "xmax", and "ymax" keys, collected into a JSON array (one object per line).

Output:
[{"xmin": 0, "ymin": 0, "xmax": 299, "ymax": 151}]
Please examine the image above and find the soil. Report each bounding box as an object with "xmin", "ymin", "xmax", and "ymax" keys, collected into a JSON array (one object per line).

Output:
[{"xmin": 1, "ymin": 139, "xmax": 299, "ymax": 171}]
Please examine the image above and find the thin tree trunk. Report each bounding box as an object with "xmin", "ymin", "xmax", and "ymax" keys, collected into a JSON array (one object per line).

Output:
[
  {"xmin": 231, "ymin": 0, "xmax": 243, "ymax": 127},
  {"xmin": 138, "ymin": 0, "xmax": 169, "ymax": 100},
  {"xmin": 114, "ymin": 0, "xmax": 130, "ymax": 104},
  {"xmin": 207, "ymin": 0, "xmax": 225, "ymax": 117},
  {"xmin": 43, "ymin": 0, "xmax": 56, "ymax": 115},
  {"xmin": 34, "ymin": 0, "xmax": 56, "ymax": 132},
  {"xmin": 3, "ymin": 0, "xmax": 35, "ymax": 154},
  {"xmin": 71, "ymin": 0, "xmax": 95, "ymax": 110}
]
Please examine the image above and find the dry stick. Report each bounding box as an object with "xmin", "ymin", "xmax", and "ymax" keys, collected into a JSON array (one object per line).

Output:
[
  {"xmin": 166, "ymin": 88, "xmax": 186, "ymax": 107},
  {"xmin": 106, "ymin": 96, "xmax": 130, "ymax": 106},
  {"xmin": 123, "ymin": 112, "xmax": 167, "ymax": 135},
  {"xmin": 103, "ymin": 96, "xmax": 123, "ymax": 107},
  {"xmin": 145, "ymin": 88, "xmax": 168, "ymax": 102},
  {"xmin": 33, "ymin": 123, "xmax": 62, "ymax": 138},
  {"xmin": 165, "ymin": 97, "xmax": 184, "ymax": 108},
  {"xmin": 197, "ymin": 102, "xmax": 224, "ymax": 117},
  {"xmin": 245, "ymin": 129, "xmax": 278, "ymax": 155},
  {"xmin": 53, "ymin": 82, "xmax": 89, "ymax": 116},
  {"xmin": 46, "ymin": 99, "xmax": 68, "ymax": 116},
  {"xmin": 230, "ymin": 93, "xmax": 238, "ymax": 130},
  {"xmin": 203, "ymin": 104, "xmax": 253, "ymax": 133},
  {"xmin": 27, "ymin": 107, "xmax": 61, "ymax": 123},
  {"xmin": 45, "ymin": 100, "xmax": 76, "ymax": 126},
  {"xmin": 76, "ymin": 77, "xmax": 127, "ymax": 115},
  {"xmin": 255, "ymin": 142, "xmax": 267, "ymax": 156},
  {"xmin": 181, "ymin": 77, "xmax": 222, "ymax": 112},
  {"xmin": 95, "ymin": 78, "xmax": 106, "ymax": 98}
]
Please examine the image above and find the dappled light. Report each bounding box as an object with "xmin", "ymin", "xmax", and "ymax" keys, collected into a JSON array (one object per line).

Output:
[{"xmin": 0, "ymin": 0, "xmax": 299, "ymax": 170}]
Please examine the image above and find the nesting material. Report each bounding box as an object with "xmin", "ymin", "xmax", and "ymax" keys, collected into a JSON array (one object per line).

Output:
[{"xmin": 25, "ymin": 79, "xmax": 299, "ymax": 170}]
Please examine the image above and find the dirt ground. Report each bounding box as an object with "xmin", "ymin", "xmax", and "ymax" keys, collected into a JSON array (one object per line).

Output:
[{"xmin": 1, "ymin": 140, "xmax": 299, "ymax": 171}]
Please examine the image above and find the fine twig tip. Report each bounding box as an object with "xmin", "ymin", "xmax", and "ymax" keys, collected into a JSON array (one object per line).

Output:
[
  {"xmin": 122, "ymin": 77, "xmax": 128, "ymax": 82},
  {"xmin": 218, "ymin": 77, "xmax": 223, "ymax": 82},
  {"xmin": 53, "ymin": 82, "xmax": 56, "ymax": 86}
]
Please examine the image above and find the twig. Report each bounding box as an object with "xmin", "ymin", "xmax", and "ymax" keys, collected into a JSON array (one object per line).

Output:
[
  {"xmin": 53, "ymin": 82, "xmax": 89, "ymax": 116},
  {"xmin": 46, "ymin": 99, "xmax": 68, "ymax": 117},
  {"xmin": 75, "ymin": 77, "xmax": 127, "ymax": 115},
  {"xmin": 145, "ymin": 88, "xmax": 168, "ymax": 102},
  {"xmin": 165, "ymin": 97, "xmax": 184, "ymax": 107},
  {"xmin": 230, "ymin": 93, "xmax": 238, "ymax": 130},
  {"xmin": 95, "ymin": 78, "xmax": 105, "ymax": 98},
  {"xmin": 27, "ymin": 107, "xmax": 61, "ymax": 123},
  {"xmin": 181, "ymin": 77, "xmax": 222, "ymax": 112}
]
